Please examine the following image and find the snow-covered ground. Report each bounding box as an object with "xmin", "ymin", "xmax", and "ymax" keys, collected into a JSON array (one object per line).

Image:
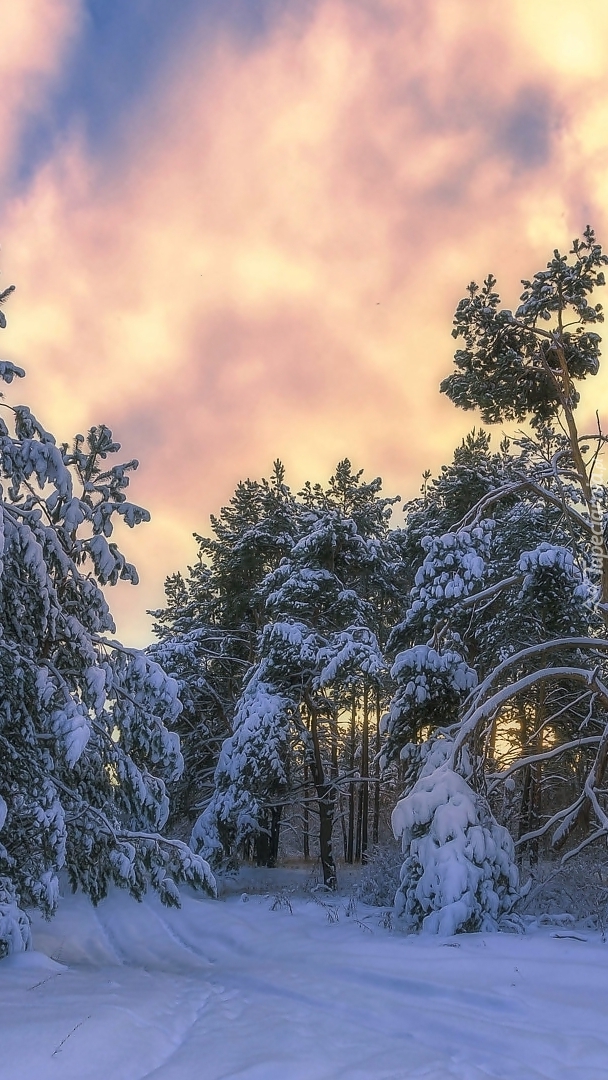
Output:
[{"xmin": 2, "ymin": 871, "xmax": 608, "ymax": 1080}]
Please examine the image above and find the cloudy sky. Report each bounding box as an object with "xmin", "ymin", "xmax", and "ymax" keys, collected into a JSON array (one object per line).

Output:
[{"xmin": 2, "ymin": 0, "xmax": 608, "ymax": 643}]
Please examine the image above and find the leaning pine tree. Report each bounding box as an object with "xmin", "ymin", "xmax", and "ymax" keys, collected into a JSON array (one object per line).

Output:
[
  {"xmin": 387, "ymin": 228, "xmax": 608, "ymax": 933},
  {"xmin": 0, "ymin": 283, "xmax": 214, "ymax": 957}
]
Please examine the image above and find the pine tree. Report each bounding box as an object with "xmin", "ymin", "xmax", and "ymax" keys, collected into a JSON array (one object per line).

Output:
[
  {"xmin": 388, "ymin": 231, "xmax": 608, "ymax": 932},
  {"xmin": 147, "ymin": 567, "xmax": 234, "ymax": 834},
  {"xmin": 192, "ymin": 462, "xmax": 399, "ymax": 887},
  {"xmin": 148, "ymin": 463, "xmax": 299, "ymax": 840},
  {"xmin": 0, "ymin": 287, "xmax": 214, "ymax": 957}
]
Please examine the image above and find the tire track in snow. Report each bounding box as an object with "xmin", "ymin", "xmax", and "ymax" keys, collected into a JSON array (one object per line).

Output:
[
  {"xmin": 91, "ymin": 905, "xmax": 129, "ymax": 965},
  {"xmin": 136, "ymin": 899, "xmax": 215, "ymax": 970},
  {"xmin": 128, "ymin": 981, "xmax": 223, "ymax": 1080},
  {"xmin": 185, "ymin": 942, "xmax": 608, "ymax": 1080}
]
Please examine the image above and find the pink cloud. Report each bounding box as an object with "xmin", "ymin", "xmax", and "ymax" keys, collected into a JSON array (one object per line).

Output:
[{"xmin": 3, "ymin": 0, "xmax": 608, "ymax": 642}]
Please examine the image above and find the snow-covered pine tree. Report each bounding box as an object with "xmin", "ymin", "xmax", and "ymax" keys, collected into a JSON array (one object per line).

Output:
[
  {"xmin": 388, "ymin": 230, "xmax": 608, "ymax": 932},
  {"xmin": 391, "ymin": 742, "xmax": 520, "ymax": 935},
  {"xmin": 148, "ymin": 462, "xmax": 299, "ymax": 844},
  {"xmin": 192, "ymin": 462, "xmax": 397, "ymax": 887},
  {"xmin": 384, "ymin": 502, "xmax": 520, "ymax": 933},
  {"xmin": 147, "ymin": 567, "xmax": 235, "ymax": 834},
  {"xmin": 302, "ymin": 461, "xmax": 404, "ymax": 866},
  {"xmin": 382, "ymin": 433, "xmax": 508, "ymax": 771},
  {"xmin": 0, "ymin": 288, "xmax": 214, "ymax": 957},
  {"xmin": 262, "ymin": 503, "xmax": 385, "ymax": 888},
  {"xmin": 190, "ymin": 624, "xmax": 303, "ymax": 870}
]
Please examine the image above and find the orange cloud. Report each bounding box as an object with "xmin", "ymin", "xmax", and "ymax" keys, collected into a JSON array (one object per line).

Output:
[{"xmin": 3, "ymin": 0, "xmax": 608, "ymax": 643}]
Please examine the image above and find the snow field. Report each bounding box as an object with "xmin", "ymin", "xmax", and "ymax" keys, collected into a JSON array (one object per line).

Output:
[{"xmin": 2, "ymin": 876, "xmax": 608, "ymax": 1080}]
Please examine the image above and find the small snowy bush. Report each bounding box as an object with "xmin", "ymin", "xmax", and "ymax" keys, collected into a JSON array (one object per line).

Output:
[
  {"xmin": 521, "ymin": 853, "xmax": 608, "ymax": 929},
  {"xmin": 392, "ymin": 757, "xmax": 520, "ymax": 934},
  {"xmin": 356, "ymin": 843, "xmax": 403, "ymax": 908},
  {"xmin": 0, "ymin": 882, "xmax": 31, "ymax": 959}
]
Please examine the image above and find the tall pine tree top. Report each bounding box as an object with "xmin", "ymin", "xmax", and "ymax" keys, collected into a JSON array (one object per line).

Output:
[{"xmin": 442, "ymin": 227, "xmax": 608, "ymax": 429}]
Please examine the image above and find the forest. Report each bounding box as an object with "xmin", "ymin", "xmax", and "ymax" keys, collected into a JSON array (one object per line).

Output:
[{"xmin": 2, "ymin": 230, "xmax": 608, "ymax": 954}]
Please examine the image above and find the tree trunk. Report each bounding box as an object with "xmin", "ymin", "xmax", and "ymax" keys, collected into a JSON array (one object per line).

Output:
[
  {"xmin": 517, "ymin": 703, "xmax": 531, "ymax": 862},
  {"xmin": 307, "ymin": 702, "xmax": 337, "ymax": 889},
  {"xmin": 355, "ymin": 784, "xmax": 363, "ymax": 863},
  {"xmin": 517, "ymin": 688, "xmax": 544, "ymax": 867},
  {"xmin": 518, "ymin": 763, "xmax": 533, "ymax": 854},
  {"xmin": 361, "ymin": 684, "xmax": 369, "ymax": 864},
  {"xmin": 303, "ymin": 761, "xmax": 310, "ymax": 861},
  {"xmin": 318, "ymin": 784, "xmax": 337, "ymax": 890},
  {"xmin": 270, "ymin": 805, "xmax": 282, "ymax": 866},
  {"xmin": 254, "ymin": 805, "xmax": 282, "ymax": 867},
  {"xmin": 529, "ymin": 683, "xmax": 545, "ymax": 868},
  {"xmin": 373, "ymin": 688, "xmax": 381, "ymax": 846},
  {"xmin": 552, "ymin": 343, "xmax": 608, "ymax": 618},
  {"xmin": 340, "ymin": 793, "xmax": 348, "ymax": 861},
  {"xmin": 346, "ymin": 693, "xmax": 356, "ymax": 863}
]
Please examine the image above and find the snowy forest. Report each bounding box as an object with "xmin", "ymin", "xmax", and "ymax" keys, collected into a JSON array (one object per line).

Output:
[{"xmin": 3, "ymin": 229, "xmax": 608, "ymax": 958}]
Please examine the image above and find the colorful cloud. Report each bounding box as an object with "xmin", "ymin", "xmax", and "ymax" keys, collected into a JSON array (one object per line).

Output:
[{"xmin": 2, "ymin": 0, "xmax": 608, "ymax": 642}]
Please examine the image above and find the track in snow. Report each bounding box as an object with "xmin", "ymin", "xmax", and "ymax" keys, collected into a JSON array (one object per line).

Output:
[{"xmin": 2, "ymin": 881, "xmax": 608, "ymax": 1079}]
